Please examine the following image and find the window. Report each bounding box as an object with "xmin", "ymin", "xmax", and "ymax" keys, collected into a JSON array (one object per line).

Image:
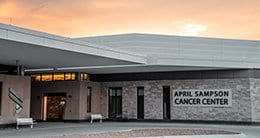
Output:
[
  {"xmin": 31, "ymin": 74, "xmax": 41, "ymax": 81},
  {"xmin": 81, "ymin": 73, "xmax": 89, "ymax": 80},
  {"xmin": 71, "ymin": 73, "xmax": 76, "ymax": 80},
  {"xmin": 53, "ymin": 73, "xmax": 65, "ymax": 81},
  {"xmin": 31, "ymin": 73, "xmax": 89, "ymax": 82},
  {"xmin": 137, "ymin": 87, "xmax": 144, "ymax": 119},
  {"xmin": 65, "ymin": 73, "xmax": 73, "ymax": 80},
  {"xmin": 0, "ymin": 82, "xmax": 2, "ymax": 115},
  {"xmin": 108, "ymin": 87, "xmax": 122, "ymax": 118},
  {"xmin": 41, "ymin": 73, "xmax": 53, "ymax": 81},
  {"xmin": 163, "ymin": 86, "xmax": 171, "ymax": 120},
  {"xmin": 87, "ymin": 87, "xmax": 92, "ymax": 113}
]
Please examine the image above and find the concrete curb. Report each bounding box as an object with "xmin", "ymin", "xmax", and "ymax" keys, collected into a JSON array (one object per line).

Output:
[{"xmin": 138, "ymin": 133, "xmax": 246, "ymax": 138}]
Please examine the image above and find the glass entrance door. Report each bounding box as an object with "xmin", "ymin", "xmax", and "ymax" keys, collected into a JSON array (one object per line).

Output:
[{"xmin": 108, "ymin": 87, "xmax": 122, "ymax": 119}]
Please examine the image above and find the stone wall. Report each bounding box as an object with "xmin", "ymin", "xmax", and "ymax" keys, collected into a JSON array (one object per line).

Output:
[
  {"xmin": 250, "ymin": 79, "xmax": 260, "ymax": 122},
  {"xmin": 101, "ymin": 78, "xmax": 253, "ymax": 122},
  {"xmin": 30, "ymin": 77, "xmax": 260, "ymax": 122},
  {"xmin": 170, "ymin": 79, "xmax": 251, "ymax": 122},
  {"xmin": 101, "ymin": 81, "xmax": 163, "ymax": 119},
  {"xmin": 0, "ymin": 75, "xmax": 31, "ymax": 125}
]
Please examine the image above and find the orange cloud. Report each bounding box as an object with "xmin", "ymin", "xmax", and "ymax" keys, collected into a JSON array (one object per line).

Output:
[
  {"xmin": 0, "ymin": 2, "xmax": 14, "ymax": 17},
  {"xmin": 0, "ymin": 0, "xmax": 259, "ymax": 40}
]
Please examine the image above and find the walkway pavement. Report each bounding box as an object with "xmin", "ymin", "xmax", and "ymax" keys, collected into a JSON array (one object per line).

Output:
[{"xmin": 0, "ymin": 122, "xmax": 259, "ymax": 138}]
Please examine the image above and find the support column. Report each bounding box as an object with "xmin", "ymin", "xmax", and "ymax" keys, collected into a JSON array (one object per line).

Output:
[
  {"xmin": 16, "ymin": 60, "xmax": 24, "ymax": 76},
  {"xmin": 17, "ymin": 65, "xmax": 24, "ymax": 76},
  {"xmin": 76, "ymin": 72, "xmax": 81, "ymax": 81}
]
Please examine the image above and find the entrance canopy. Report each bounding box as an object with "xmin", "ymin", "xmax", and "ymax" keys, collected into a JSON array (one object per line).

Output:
[
  {"xmin": 1, "ymin": 23, "xmax": 260, "ymax": 74},
  {"xmin": 0, "ymin": 23, "xmax": 146, "ymax": 70}
]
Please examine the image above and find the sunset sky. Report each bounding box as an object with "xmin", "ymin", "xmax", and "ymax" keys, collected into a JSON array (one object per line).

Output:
[{"xmin": 0, "ymin": 0, "xmax": 259, "ymax": 40}]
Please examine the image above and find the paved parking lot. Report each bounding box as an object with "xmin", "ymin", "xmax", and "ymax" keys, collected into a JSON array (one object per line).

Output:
[{"xmin": 0, "ymin": 122, "xmax": 259, "ymax": 138}]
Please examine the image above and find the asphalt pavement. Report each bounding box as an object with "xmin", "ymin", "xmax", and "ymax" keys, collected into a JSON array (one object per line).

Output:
[{"xmin": 0, "ymin": 122, "xmax": 259, "ymax": 138}]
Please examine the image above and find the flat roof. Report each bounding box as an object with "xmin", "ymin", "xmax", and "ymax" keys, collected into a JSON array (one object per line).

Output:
[{"xmin": 76, "ymin": 33, "xmax": 260, "ymax": 69}]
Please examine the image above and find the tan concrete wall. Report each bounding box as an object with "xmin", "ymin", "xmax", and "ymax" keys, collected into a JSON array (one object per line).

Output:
[
  {"xmin": 31, "ymin": 81, "xmax": 81, "ymax": 120},
  {"xmin": 79, "ymin": 81, "xmax": 101, "ymax": 120},
  {"xmin": 31, "ymin": 81, "xmax": 102, "ymax": 121},
  {"xmin": 0, "ymin": 75, "xmax": 31, "ymax": 125}
]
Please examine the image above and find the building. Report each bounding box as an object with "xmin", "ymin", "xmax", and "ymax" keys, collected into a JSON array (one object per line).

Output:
[{"xmin": 0, "ymin": 23, "xmax": 260, "ymax": 125}]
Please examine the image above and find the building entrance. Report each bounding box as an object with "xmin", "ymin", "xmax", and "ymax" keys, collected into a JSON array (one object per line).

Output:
[
  {"xmin": 108, "ymin": 87, "xmax": 122, "ymax": 119},
  {"xmin": 43, "ymin": 93, "xmax": 66, "ymax": 121}
]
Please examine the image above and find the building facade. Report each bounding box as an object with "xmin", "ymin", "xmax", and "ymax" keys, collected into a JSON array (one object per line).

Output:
[
  {"xmin": 29, "ymin": 69, "xmax": 260, "ymax": 123},
  {"xmin": 0, "ymin": 23, "xmax": 260, "ymax": 125}
]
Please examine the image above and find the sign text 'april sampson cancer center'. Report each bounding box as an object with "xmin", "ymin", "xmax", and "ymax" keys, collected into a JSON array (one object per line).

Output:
[{"xmin": 173, "ymin": 89, "xmax": 232, "ymax": 107}]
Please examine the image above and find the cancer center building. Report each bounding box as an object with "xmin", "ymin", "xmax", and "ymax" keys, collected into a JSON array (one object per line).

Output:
[{"xmin": 0, "ymin": 23, "xmax": 260, "ymax": 125}]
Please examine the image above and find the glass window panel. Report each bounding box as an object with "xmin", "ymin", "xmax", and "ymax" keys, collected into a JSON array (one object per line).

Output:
[
  {"xmin": 71, "ymin": 73, "xmax": 76, "ymax": 80},
  {"xmin": 80, "ymin": 73, "xmax": 89, "ymax": 80},
  {"xmin": 111, "ymin": 91, "xmax": 115, "ymax": 96},
  {"xmin": 53, "ymin": 73, "xmax": 65, "ymax": 81},
  {"xmin": 137, "ymin": 87, "xmax": 144, "ymax": 96},
  {"xmin": 31, "ymin": 72, "xmax": 77, "ymax": 82},
  {"xmin": 31, "ymin": 74, "xmax": 41, "ymax": 81},
  {"xmin": 116, "ymin": 89, "xmax": 122, "ymax": 96},
  {"xmin": 87, "ymin": 87, "xmax": 91, "ymax": 112},
  {"xmin": 65, "ymin": 73, "xmax": 72, "ymax": 80},
  {"xmin": 109, "ymin": 89, "xmax": 116, "ymax": 96},
  {"xmin": 137, "ymin": 87, "xmax": 144, "ymax": 119},
  {"xmin": 41, "ymin": 74, "xmax": 52, "ymax": 81}
]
